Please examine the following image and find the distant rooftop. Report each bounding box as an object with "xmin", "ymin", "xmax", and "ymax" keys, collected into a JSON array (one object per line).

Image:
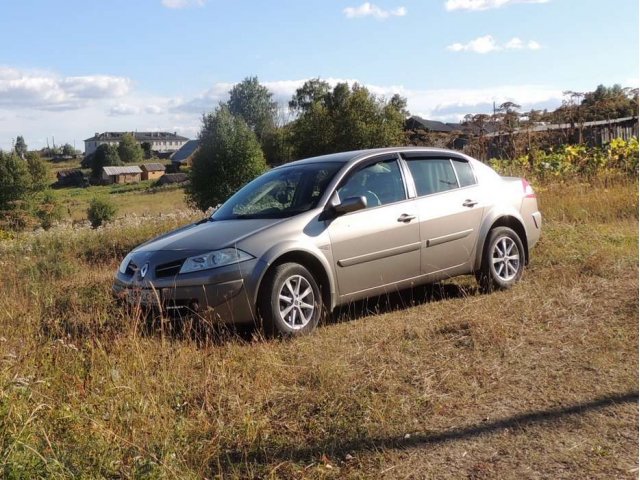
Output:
[
  {"xmin": 406, "ymin": 116, "xmax": 456, "ymax": 133},
  {"xmin": 140, "ymin": 162, "xmax": 166, "ymax": 172},
  {"xmin": 171, "ymin": 139, "xmax": 200, "ymax": 164},
  {"xmin": 85, "ymin": 131, "xmax": 189, "ymax": 142},
  {"xmin": 103, "ymin": 166, "xmax": 143, "ymax": 175}
]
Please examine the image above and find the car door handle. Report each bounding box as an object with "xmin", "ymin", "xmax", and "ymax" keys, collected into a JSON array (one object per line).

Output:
[
  {"xmin": 462, "ymin": 199, "xmax": 478, "ymax": 208},
  {"xmin": 397, "ymin": 214, "xmax": 416, "ymax": 223}
]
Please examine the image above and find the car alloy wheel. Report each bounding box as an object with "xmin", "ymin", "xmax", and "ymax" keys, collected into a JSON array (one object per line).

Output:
[
  {"xmin": 477, "ymin": 226, "xmax": 525, "ymax": 293},
  {"xmin": 278, "ymin": 274, "xmax": 315, "ymax": 330},
  {"xmin": 491, "ymin": 236, "xmax": 520, "ymax": 282},
  {"xmin": 259, "ymin": 262, "xmax": 323, "ymax": 336}
]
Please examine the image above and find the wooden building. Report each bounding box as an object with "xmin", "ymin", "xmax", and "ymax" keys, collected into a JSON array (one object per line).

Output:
[
  {"xmin": 101, "ymin": 166, "xmax": 142, "ymax": 185},
  {"xmin": 140, "ymin": 163, "xmax": 166, "ymax": 181}
]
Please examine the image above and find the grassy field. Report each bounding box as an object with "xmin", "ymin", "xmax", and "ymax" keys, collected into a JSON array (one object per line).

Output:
[
  {"xmin": 47, "ymin": 159, "xmax": 189, "ymax": 222},
  {"xmin": 0, "ymin": 179, "xmax": 637, "ymax": 478}
]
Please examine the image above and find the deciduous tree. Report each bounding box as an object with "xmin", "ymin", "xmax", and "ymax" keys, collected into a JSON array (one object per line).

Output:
[
  {"xmin": 91, "ymin": 144, "xmax": 123, "ymax": 178},
  {"xmin": 289, "ymin": 81, "xmax": 407, "ymax": 159},
  {"xmin": 227, "ymin": 77, "xmax": 277, "ymax": 141},
  {"xmin": 117, "ymin": 133, "xmax": 144, "ymax": 163},
  {"xmin": 14, "ymin": 136, "xmax": 27, "ymax": 158},
  {"xmin": 187, "ymin": 106, "xmax": 267, "ymax": 211}
]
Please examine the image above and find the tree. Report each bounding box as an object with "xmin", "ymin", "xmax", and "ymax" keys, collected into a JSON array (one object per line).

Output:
[
  {"xmin": 186, "ymin": 106, "xmax": 267, "ymax": 211},
  {"xmin": 0, "ymin": 151, "xmax": 31, "ymax": 212},
  {"xmin": 140, "ymin": 141, "xmax": 153, "ymax": 159},
  {"xmin": 581, "ymin": 84, "xmax": 638, "ymax": 120},
  {"xmin": 117, "ymin": 133, "xmax": 144, "ymax": 163},
  {"xmin": 289, "ymin": 78, "xmax": 331, "ymax": 112},
  {"xmin": 25, "ymin": 152, "xmax": 50, "ymax": 191},
  {"xmin": 227, "ymin": 77, "xmax": 277, "ymax": 141},
  {"xmin": 289, "ymin": 81, "xmax": 408, "ymax": 159},
  {"xmin": 91, "ymin": 144, "xmax": 122, "ymax": 178},
  {"xmin": 62, "ymin": 143, "xmax": 77, "ymax": 156},
  {"xmin": 14, "ymin": 136, "xmax": 27, "ymax": 158}
]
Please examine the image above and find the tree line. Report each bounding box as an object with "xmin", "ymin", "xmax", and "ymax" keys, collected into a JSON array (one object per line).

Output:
[
  {"xmin": 186, "ymin": 78, "xmax": 638, "ymax": 210},
  {"xmin": 187, "ymin": 77, "xmax": 408, "ymax": 210},
  {"xmin": 0, "ymin": 80, "xmax": 636, "ymax": 228}
]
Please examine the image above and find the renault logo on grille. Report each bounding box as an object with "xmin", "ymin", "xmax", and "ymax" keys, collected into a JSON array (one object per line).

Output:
[{"xmin": 140, "ymin": 263, "xmax": 149, "ymax": 279}]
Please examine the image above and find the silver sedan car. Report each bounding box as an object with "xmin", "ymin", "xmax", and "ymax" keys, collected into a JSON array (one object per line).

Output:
[{"xmin": 114, "ymin": 147, "xmax": 541, "ymax": 335}]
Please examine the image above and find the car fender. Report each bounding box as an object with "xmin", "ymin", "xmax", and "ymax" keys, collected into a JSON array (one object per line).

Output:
[
  {"xmin": 248, "ymin": 241, "xmax": 338, "ymax": 311},
  {"xmin": 473, "ymin": 204, "xmax": 527, "ymax": 271}
]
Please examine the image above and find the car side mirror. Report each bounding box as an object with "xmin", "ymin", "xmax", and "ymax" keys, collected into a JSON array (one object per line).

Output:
[
  {"xmin": 333, "ymin": 195, "xmax": 367, "ymax": 215},
  {"xmin": 320, "ymin": 192, "xmax": 367, "ymax": 221}
]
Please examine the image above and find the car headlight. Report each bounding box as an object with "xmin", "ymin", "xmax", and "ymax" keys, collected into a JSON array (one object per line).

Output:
[
  {"xmin": 118, "ymin": 252, "xmax": 133, "ymax": 274},
  {"xmin": 179, "ymin": 248, "xmax": 254, "ymax": 274}
]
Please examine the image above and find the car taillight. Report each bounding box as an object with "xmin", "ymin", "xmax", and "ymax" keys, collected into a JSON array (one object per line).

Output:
[{"xmin": 522, "ymin": 178, "xmax": 536, "ymax": 198}]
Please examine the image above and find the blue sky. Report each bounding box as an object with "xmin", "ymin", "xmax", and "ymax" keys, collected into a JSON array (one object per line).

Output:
[{"xmin": 0, "ymin": 0, "xmax": 637, "ymax": 151}]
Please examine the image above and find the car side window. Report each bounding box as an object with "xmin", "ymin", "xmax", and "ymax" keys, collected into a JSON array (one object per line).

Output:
[
  {"xmin": 337, "ymin": 159, "xmax": 406, "ymax": 208},
  {"xmin": 452, "ymin": 159, "xmax": 477, "ymax": 187},
  {"xmin": 406, "ymin": 158, "xmax": 458, "ymax": 196}
]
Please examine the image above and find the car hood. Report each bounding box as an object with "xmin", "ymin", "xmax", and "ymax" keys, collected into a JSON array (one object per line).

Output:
[{"xmin": 135, "ymin": 218, "xmax": 284, "ymax": 253}]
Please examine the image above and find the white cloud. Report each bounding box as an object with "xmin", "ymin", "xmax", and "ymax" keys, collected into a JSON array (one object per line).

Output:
[
  {"xmin": 109, "ymin": 103, "xmax": 140, "ymax": 116},
  {"xmin": 447, "ymin": 35, "xmax": 499, "ymax": 53},
  {"xmin": 527, "ymin": 40, "xmax": 542, "ymax": 50},
  {"xmin": 447, "ymin": 35, "xmax": 542, "ymax": 53},
  {"xmin": 144, "ymin": 105, "xmax": 164, "ymax": 115},
  {"xmin": 343, "ymin": 2, "xmax": 407, "ymax": 19},
  {"xmin": 445, "ymin": 0, "xmax": 549, "ymax": 11},
  {"xmin": 0, "ymin": 66, "xmax": 131, "ymax": 110},
  {"xmin": 505, "ymin": 37, "xmax": 524, "ymax": 49},
  {"xmin": 161, "ymin": 0, "xmax": 205, "ymax": 9}
]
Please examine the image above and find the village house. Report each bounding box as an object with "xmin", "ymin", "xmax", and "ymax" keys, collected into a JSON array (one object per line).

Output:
[
  {"xmin": 101, "ymin": 166, "xmax": 142, "ymax": 185},
  {"xmin": 140, "ymin": 163, "xmax": 166, "ymax": 181},
  {"xmin": 170, "ymin": 140, "xmax": 199, "ymax": 170},
  {"xmin": 84, "ymin": 132, "xmax": 189, "ymax": 156}
]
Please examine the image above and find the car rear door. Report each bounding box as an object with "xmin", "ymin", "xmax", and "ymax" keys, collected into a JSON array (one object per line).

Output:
[
  {"xmin": 326, "ymin": 155, "xmax": 421, "ymax": 299},
  {"xmin": 400, "ymin": 153, "xmax": 486, "ymax": 276}
]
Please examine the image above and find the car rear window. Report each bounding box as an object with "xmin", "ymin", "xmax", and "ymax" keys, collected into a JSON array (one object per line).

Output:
[
  {"xmin": 406, "ymin": 158, "xmax": 458, "ymax": 196},
  {"xmin": 452, "ymin": 159, "xmax": 477, "ymax": 187}
]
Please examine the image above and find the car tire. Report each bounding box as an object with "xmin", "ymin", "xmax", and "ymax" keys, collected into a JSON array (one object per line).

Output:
[
  {"xmin": 259, "ymin": 262, "xmax": 323, "ymax": 337},
  {"xmin": 476, "ymin": 226, "xmax": 525, "ymax": 293}
]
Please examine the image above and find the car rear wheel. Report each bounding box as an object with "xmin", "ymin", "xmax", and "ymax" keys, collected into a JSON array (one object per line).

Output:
[
  {"xmin": 259, "ymin": 262, "xmax": 323, "ymax": 336},
  {"xmin": 477, "ymin": 226, "xmax": 525, "ymax": 293}
]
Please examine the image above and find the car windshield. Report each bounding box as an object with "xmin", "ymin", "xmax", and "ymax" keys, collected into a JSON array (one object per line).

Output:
[{"xmin": 212, "ymin": 162, "xmax": 344, "ymax": 220}]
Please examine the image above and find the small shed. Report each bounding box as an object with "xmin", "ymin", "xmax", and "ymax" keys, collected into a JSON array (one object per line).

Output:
[
  {"xmin": 102, "ymin": 166, "xmax": 142, "ymax": 184},
  {"xmin": 140, "ymin": 163, "xmax": 166, "ymax": 181},
  {"xmin": 56, "ymin": 169, "xmax": 88, "ymax": 188},
  {"xmin": 170, "ymin": 140, "xmax": 199, "ymax": 169},
  {"xmin": 157, "ymin": 173, "xmax": 189, "ymax": 186}
]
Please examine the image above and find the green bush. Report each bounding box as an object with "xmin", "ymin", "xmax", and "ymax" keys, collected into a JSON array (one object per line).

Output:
[
  {"xmin": 87, "ymin": 197, "xmax": 117, "ymax": 228},
  {"xmin": 489, "ymin": 137, "xmax": 639, "ymax": 182}
]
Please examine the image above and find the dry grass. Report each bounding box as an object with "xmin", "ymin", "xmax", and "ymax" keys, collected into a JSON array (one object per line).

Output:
[
  {"xmin": 53, "ymin": 183, "xmax": 188, "ymax": 222},
  {"xmin": 0, "ymin": 180, "xmax": 637, "ymax": 478}
]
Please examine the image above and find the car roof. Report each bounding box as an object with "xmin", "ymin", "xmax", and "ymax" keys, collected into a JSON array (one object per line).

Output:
[{"xmin": 278, "ymin": 147, "xmax": 473, "ymax": 168}]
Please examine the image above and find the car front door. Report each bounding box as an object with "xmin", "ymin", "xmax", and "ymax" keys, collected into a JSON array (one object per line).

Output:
[
  {"xmin": 326, "ymin": 156, "xmax": 421, "ymax": 300},
  {"xmin": 401, "ymin": 155, "xmax": 486, "ymax": 276}
]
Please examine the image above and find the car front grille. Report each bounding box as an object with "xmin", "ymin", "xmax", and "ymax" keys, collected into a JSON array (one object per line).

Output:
[{"xmin": 155, "ymin": 259, "xmax": 184, "ymax": 278}]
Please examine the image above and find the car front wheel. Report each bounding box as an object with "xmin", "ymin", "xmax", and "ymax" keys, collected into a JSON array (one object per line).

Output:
[
  {"xmin": 477, "ymin": 226, "xmax": 525, "ymax": 293},
  {"xmin": 259, "ymin": 262, "xmax": 323, "ymax": 336}
]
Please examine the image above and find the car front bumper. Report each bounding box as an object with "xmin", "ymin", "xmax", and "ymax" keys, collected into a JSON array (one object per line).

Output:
[{"xmin": 112, "ymin": 260, "xmax": 260, "ymax": 325}]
